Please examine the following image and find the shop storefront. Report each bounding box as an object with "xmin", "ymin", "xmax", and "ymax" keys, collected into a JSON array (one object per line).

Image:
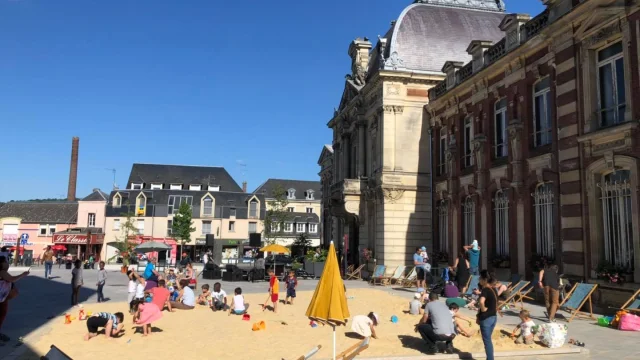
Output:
[{"xmin": 52, "ymin": 230, "xmax": 105, "ymax": 261}]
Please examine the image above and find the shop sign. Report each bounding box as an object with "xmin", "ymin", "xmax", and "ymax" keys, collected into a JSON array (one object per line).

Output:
[
  {"xmin": 2, "ymin": 234, "xmax": 18, "ymax": 242},
  {"xmin": 195, "ymin": 239, "xmax": 206, "ymax": 245},
  {"xmin": 0, "ymin": 241, "xmax": 17, "ymax": 246},
  {"xmin": 53, "ymin": 234, "xmax": 105, "ymax": 245}
]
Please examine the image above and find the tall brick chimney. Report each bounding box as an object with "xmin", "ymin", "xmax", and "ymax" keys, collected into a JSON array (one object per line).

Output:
[
  {"xmin": 242, "ymin": 181, "xmax": 247, "ymax": 193},
  {"xmin": 67, "ymin": 137, "xmax": 79, "ymax": 201}
]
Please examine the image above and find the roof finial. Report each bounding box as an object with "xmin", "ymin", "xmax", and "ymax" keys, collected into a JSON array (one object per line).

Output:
[{"xmin": 412, "ymin": 0, "xmax": 505, "ymax": 12}]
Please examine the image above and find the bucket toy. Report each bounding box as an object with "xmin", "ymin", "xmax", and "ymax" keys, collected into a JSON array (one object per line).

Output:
[
  {"xmin": 310, "ymin": 321, "xmax": 318, "ymax": 328},
  {"xmin": 79, "ymin": 308, "xmax": 86, "ymax": 320},
  {"xmin": 252, "ymin": 321, "xmax": 266, "ymax": 331},
  {"xmin": 242, "ymin": 314, "xmax": 251, "ymax": 321},
  {"xmin": 64, "ymin": 314, "xmax": 72, "ymax": 324}
]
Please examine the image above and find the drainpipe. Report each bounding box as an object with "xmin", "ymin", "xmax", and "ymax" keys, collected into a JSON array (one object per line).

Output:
[{"xmin": 428, "ymin": 126, "xmax": 434, "ymax": 254}]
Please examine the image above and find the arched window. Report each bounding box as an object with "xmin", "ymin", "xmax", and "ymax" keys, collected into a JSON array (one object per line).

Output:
[
  {"xmin": 599, "ymin": 170, "xmax": 633, "ymax": 269},
  {"xmin": 202, "ymin": 196, "xmax": 213, "ymax": 217},
  {"xmin": 437, "ymin": 200, "xmax": 450, "ymax": 253},
  {"xmin": 136, "ymin": 194, "xmax": 146, "ymax": 216},
  {"xmin": 532, "ymin": 183, "xmax": 554, "ymax": 258},
  {"xmin": 462, "ymin": 196, "xmax": 475, "ymax": 244},
  {"xmin": 249, "ymin": 199, "xmax": 258, "ymax": 218},
  {"xmin": 493, "ymin": 190, "xmax": 509, "ymax": 256}
]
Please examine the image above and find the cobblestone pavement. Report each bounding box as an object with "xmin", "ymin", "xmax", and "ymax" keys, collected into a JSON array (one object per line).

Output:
[{"xmin": 2, "ymin": 266, "xmax": 638, "ymax": 359}]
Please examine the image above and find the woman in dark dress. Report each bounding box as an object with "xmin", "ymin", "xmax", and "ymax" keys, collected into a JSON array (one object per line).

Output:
[{"xmin": 452, "ymin": 251, "xmax": 470, "ymax": 293}]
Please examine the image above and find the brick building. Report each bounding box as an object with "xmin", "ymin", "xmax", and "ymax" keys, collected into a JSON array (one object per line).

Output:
[{"xmin": 426, "ymin": 0, "xmax": 640, "ymax": 283}]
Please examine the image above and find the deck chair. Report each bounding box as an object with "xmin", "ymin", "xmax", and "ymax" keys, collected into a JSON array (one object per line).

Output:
[
  {"xmin": 345, "ymin": 264, "xmax": 365, "ymax": 280},
  {"xmin": 337, "ymin": 337, "xmax": 370, "ymax": 360},
  {"xmin": 293, "ymin": 345, "xmax": 322, "ymax": 360},
  {"xmin": 463, "ymin": 275, "xmax": 481, "ymax": 296},
  {"xmin": 400, "ymin": 267, "xmax": 417, "ymax": 287},
  {"xmin": 41, "ymin": 344, "xmax": 73, "ymax": 360},
  {"xmin": 346, "ymin": 264, "xmax": 354, "ymax": 274},
  {"xmin": 387, "ymin": 265, "xmax": 407, "ymax": 285},
  {"xmin": 559, "ymin": 283, "xmax": 598, "ymax": 322},
  {"xmin": 368, "ymin": 265, "xmax": 388, "ymax": 285},
  {"xmin": 499, "ymin": 280, "xmax": 532, "ymax": 310},
  {"xmin": 621, "ymin": 289, "xmax": 640, "ymax": 313}
]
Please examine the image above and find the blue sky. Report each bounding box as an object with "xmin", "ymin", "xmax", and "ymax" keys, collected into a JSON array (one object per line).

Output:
[{"xmin": 0, "ymin": 0, "xmax": 543, "ymax": 201}]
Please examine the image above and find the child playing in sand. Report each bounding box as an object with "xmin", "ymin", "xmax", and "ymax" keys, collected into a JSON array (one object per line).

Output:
[
  {"xmin": 465, "ymin": 288, "xmax": 481, "ymax": 310},
  {"xmin": 84, "ymin": 312, "xmax": 124, "ymax": 341},
  {"xmin": 131, "ymin": 298, "xmax": 162, "ymax": 336},
  {"xmin": 128, "ymin": 271, "xmax": 146, "ymax": 313},
  {"xmin": 285, "ymin": 270, "xmax": 297, "ymax": 305},
  {"xmin": 511, "ymin": 310, "xmax": 536, "ymax": 345},
  {"xmin": 262, "ymin": 269, "xmax": 279, "ymax": 313},
  {"xmin": 351, "ymin": 312, "xmax": 379, "ymax": 339},
  {"xmin": 211, "ymin": 282, "xmax": 227, "ymax": 311},
  {"xmin": 197, "ymin": 284, "xmax": 212, "ymax": 305},
  {"xmin": 229, "ymin": 287, "xmax": 248, "ymax": 315},
  {"xmin": 409, "ymin": 293, "xmax": 424, "ymax": 315},
  {"xmin": 166, "ymin": 268, "xmax": 177, "ymax": 287},
  {"xmin": 448, "ymin": 303, "xmax": 476, "ymax": 337},
  {"xmin": 71, "ymin": 259, "xmax": 83, "ymax": 306}
]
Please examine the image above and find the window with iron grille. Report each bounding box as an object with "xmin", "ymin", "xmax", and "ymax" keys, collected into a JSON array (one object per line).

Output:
[
  {"xmin": 463, "ymin": 118, "xmax": 474, "ymax": 168},
  {"xmin": 463, "ymin": 197, "xmax": 475, "ymax": 245},
  {"xmin": 599, "ymin": 170, "xmax": 634, "ymax": 270},
  {"xmin": 438, "ymin": 129, "xmax": 447, "ymax": 175},
  {"xmin": 532, "ymin": 183, "xmax": 554, "ymax": 258},
  {"xmin": 437, "ymin": 200, "xmax": 450, "ymax": 254},
  {"xmin": 493, "ymin": 190, "xmax": 509, "ymax": 256}
]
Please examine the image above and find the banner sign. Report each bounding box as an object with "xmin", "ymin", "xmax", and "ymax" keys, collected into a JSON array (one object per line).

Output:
[{"xmin": 52, "ymin": 233, "xmax": 105, "ymax": 245}]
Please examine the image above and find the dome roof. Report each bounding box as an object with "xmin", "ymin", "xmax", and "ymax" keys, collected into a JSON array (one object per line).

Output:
[{"xmin": 380, "ymin": 1, "xmax": 506, "ymax": 74}]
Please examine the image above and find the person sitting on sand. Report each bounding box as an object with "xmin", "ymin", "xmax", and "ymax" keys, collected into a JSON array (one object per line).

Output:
[
  {"xmin": 146, "ymin": 279, "xmax": 172, "ymax": 312},
  {"xmin": 84, "ymin": 312, "xmax": 124, "ymax": 341},
  {"xmin": 197, "ymin": 284, "xmax": 212, "ymax": 306},
  {"xmin": 262, "ymin": 269, "xmax": 279, "ymax": 313},
  {"xmin": 132, "ymin": 298, "xmax": 162, "ymax": 337},
  {"xmin": 211, "ymin": 282, "xmax": 228, "ymax": 312},
  {"xmin": 166, "ymin": 268, "xmax": 177, "ymax": 287},
  {"xmin": 409, "ymin": 293, "xmax": 424, "ymax": 315},
  {"xmin": 511, "ymin": 310, "xmax": 536, "ymax": 345},
  {"xmin": 448, "ymin": 303, "xmax": 476, "ymax": 337},
  {"xmin": 464, "ymin": 288, "xmax": 481, "ymax": 311},
  {"xmin": 169, "ymin": 279, "xmax": 195, "ymax": 310},
  {"xmin": 229, "ymin": 287, "xmax": 248, "ymax": 315},
  {"xmin": 351, "ymin": 312, "xmax": 379, "ymax": 339}
]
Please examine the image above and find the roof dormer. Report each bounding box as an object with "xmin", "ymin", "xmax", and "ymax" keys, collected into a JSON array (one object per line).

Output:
[
  {"xmin": 442, "ymin": 61, "xmax": 464, "ymax": 90},
  {"xmin": 499, "ymin": 14, "xmax": 531, "ymax": 51},
  {"xmin": 287, "ymin": 188, "xmax": 296, "ymax": 200},
  {"xmin": 466, "ymin": 40, "xmax": 494, "ymax": 73}
]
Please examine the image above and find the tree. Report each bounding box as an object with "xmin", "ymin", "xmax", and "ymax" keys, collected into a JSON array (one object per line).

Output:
[
  {"xmin": 172, "ymin": 201, "xmax": 195, "ymax": 260},
  {"xmin": 262, "ymin": 185, "xmax": 290, "ymax": 245},
  {"xmin": 108, "ymin": 211, "xmax": 137, "ymax": 265},
  {"xmin": 292, "ymin": 233, "xmax": 312, "ymax": 256}
]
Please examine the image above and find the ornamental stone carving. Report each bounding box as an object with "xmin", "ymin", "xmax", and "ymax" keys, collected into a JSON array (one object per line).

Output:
[
  {"xmin": 471, "ymin": 134, "xmax": 487, "ymax": 170},
  {"xmin": 507, "ymin": 120, "xmax": 524, "ymax": 162},
  {"xmin": 584, "ymin": 21, "xmax": 621, "ymax": 48},
  {"xmin": 384, "ymin": 51, "xmax": 405, "ymax": 71},
  {"xmin": 382, "ymin": 188, "xmax": 405, "ymax": 203},
  {"xmin": 383, "ymin": 105, "xmax": 404, "ymax": 114}
]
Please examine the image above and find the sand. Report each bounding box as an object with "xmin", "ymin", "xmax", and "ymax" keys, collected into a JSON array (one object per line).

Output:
[{"xmin": 19, "ymin": 288, "xmax": 546, "ymax": 360}]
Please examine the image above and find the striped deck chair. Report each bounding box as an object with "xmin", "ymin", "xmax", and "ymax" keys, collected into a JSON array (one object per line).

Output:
[
  {"xmin": 401, "ymin": 267, "xmax": 418, "ymax": 287},
  {"xmin": 337, "ymin": 337, "xmax": 370, "ymax": 360},
  {"xmin": 387, "ymin": 265, "xmax": 407, "ymax": 285},
  {"xmin": 463, "ymin": 275, "xmax": 481, "ymax": 296},
  {"xmin": 621, "ymin": 289, "xmax": 640, "ymax": 313},
  {"xmin": 499, "ymin": 280, "xmax": 532, "ymax": 310},
  {"xmin": 369, "ymin": 265, "xmax": 388, "ymax": 285},
  {"xmin": 559, "ymin": 283, "xmax": 598, "ymax": 322},
  {"xmin": 345, "ymin": 264, "xmax": 365, "ymax": 280},
  {"xmin": 294, "ymin": 345, "xmax": 322, "ymax": 360}
]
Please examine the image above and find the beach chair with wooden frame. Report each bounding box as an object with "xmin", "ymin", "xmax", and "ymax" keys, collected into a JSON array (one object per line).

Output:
[
  {"xmin": 621, "ymin": 289, "xmax": 640, "ymax": 313},
  {"xmin": 337, "ymin": 337, "xmax": 370, "ymax": 360},
  {"xmin": 294, "ymin": 345, "xmax": 322, "ymax": 360},
  {"xmin": 387, "ymin": 265, "xmax": 407, "ymax": 285},
  {"xmin": 499, "ymin": 280, "xmax": 532, "ymax": 310},
  {"xmin": 345, "ymin": 264, "xmax": 365, "ymax": 280},
  {"xmin": 400, "ymin": 267, "xmax": 417, "ymax": 287},
  {"xmin": 42, "ymin": 344, "xmax": 73, "ymax": 360},
  {"xmin": 368, "ymin": 265, "xmax": 388, "ymax": 285},
  {"xmin": 559, "ymin": 283, "xmax": 598, "ymax": 322},
  {"xmin": 462, "ymin": 275, "xmax": 481, "ymax": 296}
]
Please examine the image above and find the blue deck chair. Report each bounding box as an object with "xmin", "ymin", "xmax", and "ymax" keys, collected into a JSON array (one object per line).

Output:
[
  {"xmin": 559, "ymin": 283, "xmax": 598, "ymax": 322},
  {"xmin": 621, "ymin": 289, "xmax": 640, "ymax": 313},
  {"xmin": 463, "ymin": 275, "xmax": 480, "ymax": 296}
]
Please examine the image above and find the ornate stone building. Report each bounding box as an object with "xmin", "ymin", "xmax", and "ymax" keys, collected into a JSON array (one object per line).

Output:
[
  {"xmin": 426, "ymin": 0, "xmax": 640, "ymax": 282},
  {"xmin": 321, "ymin": 0, "xmax": 507, "ymax": 267}
]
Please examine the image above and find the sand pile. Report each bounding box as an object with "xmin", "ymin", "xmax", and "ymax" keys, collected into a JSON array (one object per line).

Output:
[{"xmin": 19, "ymin": 288, "xmax": 545, "ymax": 359}]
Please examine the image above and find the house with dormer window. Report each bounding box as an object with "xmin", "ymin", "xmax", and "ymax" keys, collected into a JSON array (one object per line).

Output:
[{"xmin": 253, "ymin": 179, "xmax": 322, "ymax": 246}]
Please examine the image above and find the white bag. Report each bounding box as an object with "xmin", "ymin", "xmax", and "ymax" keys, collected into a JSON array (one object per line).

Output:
[{"xmin": 537, "ymin": 323, "xmax": 568, "ymax": 348}]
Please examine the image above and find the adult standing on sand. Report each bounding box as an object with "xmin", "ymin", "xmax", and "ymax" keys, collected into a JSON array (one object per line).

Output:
[
  {"xmin": 413, "ymin": 248, "xmax": 426, "ymax": 290},
  {"xmin": 464, "ymin": 240, "xmax": 481, "ymax": 276},
  {"xmin": 43, "ymin": 246, "xmax": 54, "ymax": 279}
]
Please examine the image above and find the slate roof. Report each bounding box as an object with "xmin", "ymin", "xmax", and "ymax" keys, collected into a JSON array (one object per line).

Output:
[
  {"xmin": 126, "ymin": 164, "xmax": 242, "ymax": 192},
  {"xmin": 253, "ymin": 179, "xmax": 322, "ymax": 201},
  {"xmin": 0, "ymin": 202, "xmax": 78, "ymax": 224},
  {"xmin": 81, "ymin": 189, "xmax": 109, "ymax": 202},
  {"xmin": 376, "ymin": 1, "xmax": 506, "ymax": 74}
]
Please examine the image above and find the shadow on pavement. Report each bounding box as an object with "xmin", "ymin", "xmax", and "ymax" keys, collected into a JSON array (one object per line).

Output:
[{"xmin": 2, "ymin": 275, "xmax": 97, "ymax": 359}]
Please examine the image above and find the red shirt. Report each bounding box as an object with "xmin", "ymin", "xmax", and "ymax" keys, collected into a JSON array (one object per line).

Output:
[{"xmin": 149, "ymin": 287, "xmax": 170, "ymax": 310}]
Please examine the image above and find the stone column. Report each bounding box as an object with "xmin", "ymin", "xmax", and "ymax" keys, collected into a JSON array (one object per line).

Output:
[
  {"xmin": 516, "ymin": 199, "xmax": 525, "ymax": 275},
  {"xmin": 342, "ymin": 135, "xmax": 350, "ymax": 180},
  {"xmin": 357, "ymin": 120, "xmax": 366, "ymax": 178}
]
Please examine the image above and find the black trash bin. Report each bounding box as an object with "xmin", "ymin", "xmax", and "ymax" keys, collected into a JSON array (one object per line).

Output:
[{"xmin": 65, "ymin": 261, "xmax": 72, "ymax": 269}]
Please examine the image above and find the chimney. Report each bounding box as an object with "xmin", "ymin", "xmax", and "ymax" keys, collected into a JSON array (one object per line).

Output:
[
  {"xmin": 67, "ymin": 137, "xmax": 79, "ymax": 201},
  {"xmin": 242, "ymin": 181, "xmax": 247, "ymax": 193}
]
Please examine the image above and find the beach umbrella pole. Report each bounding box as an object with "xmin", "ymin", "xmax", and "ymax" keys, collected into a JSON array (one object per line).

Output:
[{"xmin": 333, "ymin": 325, "xmax": 336, "ymax": 360}]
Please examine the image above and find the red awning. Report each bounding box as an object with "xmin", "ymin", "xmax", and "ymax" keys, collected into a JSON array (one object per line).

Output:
[{"xmin": 52, "ymin": 233, "xmax": 105, "ymax": 245}]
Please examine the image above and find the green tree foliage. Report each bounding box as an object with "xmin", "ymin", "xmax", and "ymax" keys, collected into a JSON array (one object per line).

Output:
[
  {"xmin": 172, "ymin": 201, "xmax": 195, "ymax": 259},
  {"xmin": 262, "ymin": 185, "xmax": 290, "ymax": 245},
  {"xmin": 109, "ymin": 211, "xmax": 137, "ymax": 265}
]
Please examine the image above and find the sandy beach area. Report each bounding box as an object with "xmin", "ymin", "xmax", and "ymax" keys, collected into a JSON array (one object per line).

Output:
[{"xmin": 20, "ymin": 287, "xmax": 547, "ymax": 359}]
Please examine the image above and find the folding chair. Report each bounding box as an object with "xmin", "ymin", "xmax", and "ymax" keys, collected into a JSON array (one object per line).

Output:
[
  {"xmin": 620, "ymin": 289, "xmax": 640, "ymax": 313},
  {"xmin": 559, "ymin": 283, "xmax": 598, "ymax": 322},
  {"xmin": 41, "ymin": 344, "xmax": 73, "ymax": 360},
  {"xmin": 499, "ymin": 280, "xmax": 532, "ymax": 310},
  {"xmin": 368, "ymin": 265, "xmax": 388, "ymax": 285},
  {"xmin": 463, "ymin": 275, "xmax": 480, "ymax": 296},
  {"xmin": 387, "ymin": 265, "xmax": 407, "ymax": 285},
  {"xmin": 337, "ymin": 337, "xmax": 370, "ymax": 360},
  {"xmin": 345, "ymin": 264, "xmax": 365, "ymax": 280},
  {"xmin": 293, "ymin": 345, "xmax": 322, "ymax": 360},
  {"xmin": 400, "ymin": 267, "xmax": 417, "ymax": 287}
]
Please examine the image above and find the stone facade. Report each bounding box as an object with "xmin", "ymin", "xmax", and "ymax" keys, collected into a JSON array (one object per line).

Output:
[{"xmin": 426, "ymin": 0, "xmax": 640, "ymax": 283}]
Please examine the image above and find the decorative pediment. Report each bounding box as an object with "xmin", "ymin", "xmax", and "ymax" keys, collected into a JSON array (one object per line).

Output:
[
  {"xmin": 337, "ymin": 81, "xmax": 362, "ymax": 112},
  {"xmin": 317, "ymin": 145, "xmax": 334, "ymax": 166},
  {"xmin": 574, "ymin": 8, "xmax": 624, "ymax": 45}
]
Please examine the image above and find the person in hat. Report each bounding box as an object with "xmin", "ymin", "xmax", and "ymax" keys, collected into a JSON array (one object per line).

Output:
[
  {"xmin": 409, "ymin": 293, "xmax": 424, "ymax": 315},
  {"xmin": 463, "ymin": 240, "xmax": 481, "ymax": 276},
  {"xmin": 351, "ymin": 312, "xmax": 379, "ymax": 339}
]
